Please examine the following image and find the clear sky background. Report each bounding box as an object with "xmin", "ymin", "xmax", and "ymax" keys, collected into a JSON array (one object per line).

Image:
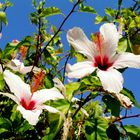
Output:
[{"xmin": 0, "ymin": 0, "xmax": 140, "ymax": 126}]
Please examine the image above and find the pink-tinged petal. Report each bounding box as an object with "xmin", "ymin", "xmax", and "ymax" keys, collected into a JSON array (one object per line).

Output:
[
  {"xmin": 17, "ymin": 105, "xmax": 42, "ymax": 125},
  {"xmin": 67, "ymin": 27, "xmax": 96, "ymax": 60},
  {"xmin": 97, "ymin": 68, "xmax": 124, "ymax": 93},
  {"xmin": 4, "ymin": 70, "xmax": 31, "ymax": 102},
  {"xmin": 113, "ymin": 53, "xmax": 140, "ymax": 69},
  {"xmin": 32, "ymin": 87, "xmax": 64, "ymax": 105},
  {"xmin": 66, "ymin": 61, "xmax": 95, "ymax": 79},
  {"xmin": 0, "ymin": 92, "xmax": 19, "ymax": 104},
  {"xmin": 100, "ymin": 23, "xmax": 119, "ymax": 56}
]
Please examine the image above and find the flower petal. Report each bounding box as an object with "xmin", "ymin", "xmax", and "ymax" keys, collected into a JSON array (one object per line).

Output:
[
  {"xmin": 42, "ymin": 105, "xmax": 66, "ymax": 120},
  {"xmin": 0, "ymin": 92, "xmax": 19, "ymax": 104},
  {"xmin": 32, "ymin": 87, "xmax": 64, "ymax": 105},
  {"xmin": 53, "ymin": 78, "xmax": 66, "ymax": 95},
  {"xmin": 19, "ymin": 66, "xmax": 36, "ymax": 74},
  {"xmin": 115, "ymin": 93, "xmax": 133, "ymax": 109},
  {"xmin": 4, "ymin": 70, "xmax": 31, "ymax": 102},
  {"xmin": 67, "ymin": 27, "xmax": 96, "ymax": 60},
  {"xmin": 6, "ymin": 59, "xmax": 41, "ymax": 74},
  {"xmin": 66, "ymin": 61, "xmax": 95, "ymax": 79},
  {"xmin": 113, "ymin": 52, "xmax": 140, "ymax": 69},
  {"xmin": 97, "ymin": 68, "xmax": 124, "ymax": 93},
  {"xmin": 11, "ymin": 59, "xmax": 22, "ymax": 66},
  {"xmin": 43, "ymin": 105, "xmax": 59, "ymax": 113},
  {"xmin": 17, "ymin": 105, "xmax": 42, "ymax": 125},
  {"xmin": 6, "ymin": 59, "xmax": 23, "ymax": 72},
  {"xmin": 100, "ymin": 23, "xmax": 119, "ymax": 56}
]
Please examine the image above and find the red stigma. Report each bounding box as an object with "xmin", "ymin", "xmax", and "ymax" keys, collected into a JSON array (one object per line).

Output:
[{"xmin": 94, "ymin": 32, "xmax": 104, "ymax": 65}]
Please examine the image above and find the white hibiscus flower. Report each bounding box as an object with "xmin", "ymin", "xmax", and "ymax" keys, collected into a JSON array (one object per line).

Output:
[
  {"xmin": 66, "ymin": 23, "xmax": 140, "ymax": 93},
  {"xmin": 0, "ymin": 70, "xmax": 64, "ymax": 125}
]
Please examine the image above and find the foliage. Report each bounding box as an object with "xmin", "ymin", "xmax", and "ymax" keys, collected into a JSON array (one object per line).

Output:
[{"xmin": 0, "ymin": 0, "xmax": 140, "ymax": 139}]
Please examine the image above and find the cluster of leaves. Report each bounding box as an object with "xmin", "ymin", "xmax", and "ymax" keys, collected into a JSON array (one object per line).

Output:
[{"xmin": 0, "ymin": 0, "xmax": 140, "ymax": 139}]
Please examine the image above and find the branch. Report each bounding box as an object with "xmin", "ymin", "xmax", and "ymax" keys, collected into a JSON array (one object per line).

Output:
[
  {"xmin": 72, "ymin": 93, "xmax": 92, "ymax": 119},
  {"xmin": 113, "ymin": 113, "xmax": 140, "ymax": 123},
  {"xmin": 62, "ymin": 53, "xmax": 70, "ymax": 83},
  {"xmin": 41, "ymin": 0, "xmax": 81, "ymax": 54},
  {"xmin": 33, "ymin": 9, "xmax": 42, "ymax": 67}
]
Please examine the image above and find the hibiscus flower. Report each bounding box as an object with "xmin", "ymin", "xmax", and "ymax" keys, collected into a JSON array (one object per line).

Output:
[
  {"xmin": 6, "ymin": 58, "xmax": 41, "ymax": 74},
  {"xmin": 0, "ymin": 70, "xmax": 64, "ymax": 125},
  {"xmin": 66, "ymin": 23, "xmax": 140, "ymax": 93}
]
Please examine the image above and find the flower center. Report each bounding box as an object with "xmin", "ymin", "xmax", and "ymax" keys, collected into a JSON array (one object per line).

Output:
[
  {"xmin": 94, "ymin": 56, "xmax": 113, "ymax": 71},
  {"xmin": 21, "ymin": 98, "xmax": 36, "ymax": 110}
]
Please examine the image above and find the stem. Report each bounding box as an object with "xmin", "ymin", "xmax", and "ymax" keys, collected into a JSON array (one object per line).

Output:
[
  {"xmin": 62, "ymin": 53, "xmax": 70, "ymax": 83},
  {"xmin": 72, "ymin": 93, "xmax": 92, "ymax": 119},
  {"xmin": 34, "ymin": 9, "xmax": 42, "ymax": 67},
  {"xmin": 115, "ymin": 0, "xmax": 122, "ymax": 20},
  {"xmin": 113, "ymin": 113, "xmax": 140, "ymax": 123},
  {"xmin": 41, "ymin": 0, "xmax": 81, "ymax": 54}
]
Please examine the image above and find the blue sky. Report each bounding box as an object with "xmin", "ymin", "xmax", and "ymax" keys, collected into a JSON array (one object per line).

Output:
[{"xmin": 1, "ymin": 0, "xmax": 140, "ymax": 126}]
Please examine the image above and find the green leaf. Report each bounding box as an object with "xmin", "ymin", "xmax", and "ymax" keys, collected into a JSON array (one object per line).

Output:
[
  {"xmin": 42, "ymin": 114, "xmax": 63, "ymax": 140},
  {"xmin": 81, "ymin": 75, "xmax": 101, "ymax": 91},
  {"xmin": 5, "ymin": 0, "xmax": 13, "ymax": 7},
  {"xmin": 121, "ymin": 88, "xmax": 140, "ymax": 108},
  {"xmin": 0, "ymin": 117, "xmax": 12, "ymax": 131},
  {"xmin": 0, "ymin": 3, "xmax": 4, "ymax": 9},
  {"xmin": 131, "ymin": 33, "xmax": 140, "ymax": 55},
  {"xmin": 66, "ymin": 82, "xmax": 81, "ymax": 100},
  {"xmin": 106, "ymin": 124, "xmax": 120, "ymax": 140},
  {"xmin": 49, "ymin": 99, "xmax": 70, "ymax": 114},
  {"xmin": 118, "ymin": 37, "xmax": 128, "ymax": 52},
  {"xmin": 79, "ymin": 3, "xmax": 97, "ymax": 14},
  {"xmin": 102, "ymin": 95, "xmax": 120, "ymax": 117},
  {"xmin": 39, "ymin": 7, "xmax": 61, "ymax": 17},
  {"xmin": 84, "ymin": 101, "xmax": 103, "ymax": 118},
  {"xmin": 84, "ymin": 118, "xmax": 108, "ymax": 140},
  {"xmin": 75, "ymin": 52, "xmax": 86, "ymax": 62},
  {"xmin": 95, "ymin": 15, "xmax": 109, "ymax": 24},
  {"xmin": 3, "ymin": 42, "xmax": 17, "ymax": 60},
  {"xmin": 105, "ymin": 8, "xmax": 116, "ymax": 17},
  {"xmin": 30, "ymin": 12, "xmax": 38, "ymax": 25},
  {"xmin": 124, "ymin": 125, "xmax": 140, "ymax": 139},
  {"xmin": 0, "ymin": 128, "xmax": 12, "ymax": 139},
  {"xmin": 0, "ymin": 128, "xmax": 8, "ymax": 134},
  {"xmin": 0, "ymin": 73, "xmax": 5, "ymax": 91},
  {"xmin": 44, "ymin": 74, "xmax": 54, "ymax": 89},
  {"xmin": 18, "ymin": 121, "xmax": 33, "ymax": 133},
  {"xmin": 32, "ymin": 0, "xmax": 37, "ymax": 8},
  {"xmin": 0, "ymin": 11, "xmax": 8, "ymax": 25},
  {"xmin": 10, "ymin": 105, "xmax": 22, "ymax": 123}
]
